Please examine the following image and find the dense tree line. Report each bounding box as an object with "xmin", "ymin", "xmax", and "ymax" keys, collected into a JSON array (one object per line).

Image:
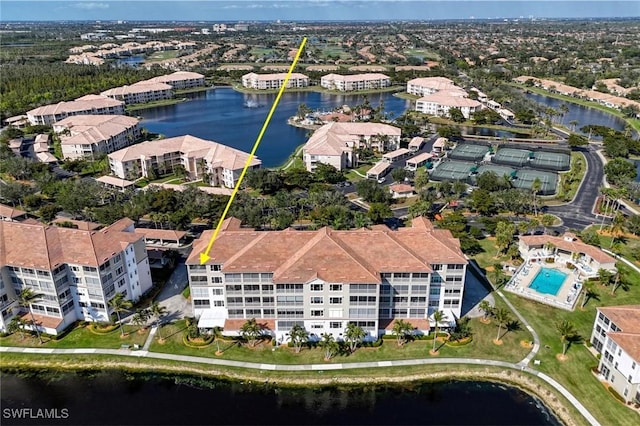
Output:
[{"xmin": 0, "ymin": 63, "xmax": 166, "ymax": 119}]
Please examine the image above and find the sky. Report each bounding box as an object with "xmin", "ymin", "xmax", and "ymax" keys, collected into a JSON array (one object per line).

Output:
[{"xmin": 0, "ymin": 1, "xmax": 638, "ymax": 22}]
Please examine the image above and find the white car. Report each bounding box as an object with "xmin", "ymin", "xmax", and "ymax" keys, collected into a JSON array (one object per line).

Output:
[{"xmin": 377, "ymin": 178, "xmax": 386, "ymax": 184}]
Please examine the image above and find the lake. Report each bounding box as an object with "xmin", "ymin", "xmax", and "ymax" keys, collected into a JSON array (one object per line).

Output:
[
  {"xmin": 136, "ymin": 88, "xmax": 410, "ymax": 167},
  {"xmin": 0, "ymin": 371, "xmax": 562, "ymax": 426},
  {"xmin": 524, "ymin": 92, "xmax": 627, "ymax": 135}
]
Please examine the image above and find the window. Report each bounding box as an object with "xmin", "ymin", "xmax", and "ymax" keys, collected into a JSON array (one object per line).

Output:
[
  {"xmin": 278, "ymin": 320, "xmax": 304, "ymax": 329},
  {"xmin": 447, "ymin": 264, "xmax": 464, "ymax": 270},
  {"xmin": 226, "ymin": 285, "xmax": 242, "ymax": 293},
  {"xmin": 211, "ymin": 277, "xmax": 222, "ymax": 284},
  {"xmin": 311, "ymin": 297, "xmax": 324, "ymax": 304},
  {"xmin": 433, "ymin": 264, "xmax": 443, "ymax": 271},
  {"xmin": 310, "ymin": 284, "xmax": 323, "ymax": 292},
  {"xmin": 243, "ymin": 273, "xmax": 260, "ymax": 282},
  {"xmin": 276, "ymin": 284, "xmax": 303, "ymax": 293},
  {"xmin": 262, "ymin": 297, "xmax": 274, "ymax": 305},
  {"xmin": 409, "ymin": 308, "xmax": 426, "ymax": 317},
  {"xmin": 350, "ymin": 284, "xmax": 376, "ymax": 293},
  {"xmin": 329, "ymin": 284, "xmax": 342, "ymax": 292},
  {"xmin": 277, "ymin": 295, "xmax": 303, "ymax": 306},
  {"xmin": 329, "ymin": 297, "xmax": 342, "ymax": 304},
  {"xmin": 189, "ymin": 265, "xmax": 206, "ymax": 271},
  {"xmin": 410, "ymin": 297, "xmax": 427, "ymax": 304},
  {"xmin": 228, "ymin": 309, "xmax": 244, "ymax": 318},
  {"xmin": 431, "ymin": 275, "xmax": 442, "ymax": 284},
  {"xmin": 632, "ymin": 362, "xmax": 636, "ymax": 370},
  {"xmin": 412, "ymin": 285, "xmax": 428, "ymax": 294},
  {"xmin": 330, "ymin": 322, "xmax": 342, "ymax": 329},
  {"xmin": 261, "ymin": 273, "xmax": 273, "ymax": 281},
  {"xmin": 191, "ymin": 276, "xmax": 208, "ymax": 282},
  {"xmin": 193, "ymin": 299, "xmax": 211, "ymax": 308},
  {"xmin": 311, "ymin": 310, "xmax": 324, "ymax": 317},
  {"xmin": 413, "ymin": 273, "xmax": 429, "ymax": 279},
  {"xmin": 262, "ymin": 284, "xmax": 274, "ymax": 292},
  {"xmin": 226, "ymin": 273, "xmax": 241, "ymax": 282},
  {"xmin": 245, "ymin": 297, "xmax": 261, "ymax": 305},
  {"xmin": 391, "ymin": 309, "xmax": 408, "ymax": 316},
  {"xmin": 393, "ymin": 285, "xmax": 409, "ymax": 294},
  {"xmin": 227, "ymin": 297, "xmax": 243, "ymax": 306},
  {"xmin": 444, "ymin": 289, "xmax": 461, "ymax": 295},
  {"xmin": 212, "ymin": 288, "xmax": 223, "ymax": 296},
  {"xmin": 349, "ymin": 308, "xmax": 376, "ymax": 318},
  {"xmin": 210, "ymin": 264, "xmax": 221, "ymax": 272},
  {"xmin": 213, "ymin": 300, "xmax": 225, "ymax": 307},
  {"xmin": 246, "ymin": 309, "xmax": 261, "ymax": 316},
  {"xmin": 430, "ymin": 287, "xmax": 441, "ymax": 296},
  {"xmin": 244, "ymin": 284, "xmax": 260, "ymax": 293},
  {"xmin": 277, "ymin": 309, "xmax": 303, "ymax": 318}
]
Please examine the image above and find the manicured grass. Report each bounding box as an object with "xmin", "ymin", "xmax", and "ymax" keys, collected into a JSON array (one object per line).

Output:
[
  {"xmin": 150, "ymin": 315, "xmax": 530, "ymax": 365},
  {"xmin": 503, "ymin": 289, "xmax": 640, "ymax": 426},
  {"xmin": 403, "ymin": 48, "xmax": 441, "ymax": 60},
  {"xmin": 549, "ymin": 151, "xmax": 587, "ymax": 204},
  {"xmin": 145, "ymin": 50, "xmax": 180, "ymax": 62},
  {"xmin": 0, "ymin": 323, "xmax": 149, "ymax": 349},
  {"xmin": 125, "ymin": 98, "xmax": 187, "ymax": 112},
  {"xmin": 594, "ymin": 231, "xmax": 640, "ymax": 266},
  {"xmin": 472, "ymin": 237, "xmax": 510, "ymax": 270}
]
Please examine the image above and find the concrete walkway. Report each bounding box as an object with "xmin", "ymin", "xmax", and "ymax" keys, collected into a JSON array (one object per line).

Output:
[
  {"xmin": 142, "ymin": 325, "xmax": 158, "ymax": 351},
  {"xmin": 0, "ymin": 345, "xmax": 600, "ymax": 425}
]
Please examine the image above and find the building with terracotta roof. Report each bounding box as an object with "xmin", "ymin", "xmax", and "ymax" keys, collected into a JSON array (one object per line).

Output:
[
  {"xmin": 27, "ymin": 95, "xmax": 125, "ymax": 126},
  {"xmin": 0, "ymin": 203, "xmax": 28, "ymax": 222},
  {"xmin": 518, "ymin": 232, "xmax": 616, "ymax": 278},
  {"xmin": 591, "ymin": 305, "xmax": 640, "ymax": 403},
  {"xmin": 406, "ymin": 77, "xmax": 458, "ymax": 97},
  {"xmin": 101, "ymin": 82, "xmax": 173, "ymax": 105},
  {"xmin": 54, "ymin": 115, "xmax": 142, "ymax": 160},
  {"xmin": 415, "ymin": 91, "xmax": 482, "ymax": 119},
  {"xmin": 320, "ymin": 73, "xmax": 391, "ymax": 92},
  {"xmin": 241, "ymin": 72, "xmax": 309, "ymax": 90},
  {"xmin": 303, "ymin": 122, "xmax": 401, "ymax": 172},
  {"xmin": 146, "ymin": 71, "xmax": 206, "ymax": 90},
  {"xmin": 108, "ymin": 135, "xmax": 260, "ymax": 188},
  {"xmin": 0, "ymin": 218, "xmax": 152, "ymax": 335},
  {"xmin": 186, "ymin": 217, "xmax": 467, "ymax": 342}
]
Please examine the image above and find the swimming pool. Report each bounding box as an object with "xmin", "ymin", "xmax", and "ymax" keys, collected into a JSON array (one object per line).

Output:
[{"xmin": 528, "ymin": 267, "xmax": 568, "ymax": 296}]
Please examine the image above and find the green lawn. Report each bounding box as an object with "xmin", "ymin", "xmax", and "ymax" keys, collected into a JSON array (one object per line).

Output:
[
  {"xmin": 594, "ymin": 231, "xmax": 640, "ymax": 267},
  {"xmin": 145, "ymin": 50, "xmax": 180, "ymax": 62},
  {"xmin": 0, "ymin": 323, "xmax": 149, "ymax": 349},
  {"xmin": 550, "ymin": 151, "xmax": 587, "ymax": 204},
  {"xmin": 150, "ymin": 315, "xmax": 530, "ymax": 365},
  {"xmin": 503, "ymin": 288, "xmax": 640, "ymax": 426},
  {"xmin": 403, "ymin": 49, "xmax": 441, "ymax": 60},
  {"xmin": 472, "ymin": 237, "xmax": 510, "ymax": 270}
]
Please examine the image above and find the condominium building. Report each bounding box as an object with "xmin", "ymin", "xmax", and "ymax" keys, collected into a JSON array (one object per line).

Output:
[
  {"xmin": 591, "ymin": 305, "xmax": 640, "ymax": 404},
  {"xmin": 415, "ymin": 91, "xmax": 482, "ymax": 119},
  {"xmin": 146, "ymin": 71, "xmax": 206, "ymax": 90},
  {"xmin": 54, "ymin": 115, "xmax": 142, "ymax": 160},
  {"xmin": 186, "ymin": 217, "xmax": 467, "ymax": 343},
  {"xmin": 241, "ymin": 72, "xmax": 309, "ymax": 90},
  {"xmin": 0, "ymin": 218, "xmax": 152, "ymax": 335},
  {"xmin": 320, "ymin": 73, "xmax": 391, "ymax": 92},
  {"xmin": 303, "ymin": 122, "xmax": 401, "ymax": 172},
  {"xmin": 406, "ymin": 77, "xmax": 459, "ymax": 97},
  {"xmin": 27, "ymin": 95, "xmax": 125, "ymax": 126},
  {"xmin": 101, "ymin": 82, "xmax": 173, "ymax": 105},
  {"xmin": 108, "ymin": 135, "xmax": 260, "ymax": 188}
]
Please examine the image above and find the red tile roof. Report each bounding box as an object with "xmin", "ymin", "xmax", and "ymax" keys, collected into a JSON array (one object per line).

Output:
[
  {"xmin": 187, "ymin": 217, "xmax": 466, "ymax": 283},
  {"xmin": 520, "ymin": 234, "xmax": 615, "ymax": 264}
]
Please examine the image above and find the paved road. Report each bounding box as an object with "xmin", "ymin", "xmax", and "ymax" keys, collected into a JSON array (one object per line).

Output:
[
  {"xmin": 546, "ymin": 144, "xmax": 604, "ymax": 230},
  {"xmin": 154, "ymin": 262, "xmax": 192, "ymax": 321},
  {"xmin": 0, "ymin": 345, "xmax": 600, "ymax": 426}
]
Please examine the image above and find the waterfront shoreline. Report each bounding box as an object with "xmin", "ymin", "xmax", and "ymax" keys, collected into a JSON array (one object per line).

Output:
[{"xmin": 0, "ymin": 355, "xmax": 580, "ymax": 426}]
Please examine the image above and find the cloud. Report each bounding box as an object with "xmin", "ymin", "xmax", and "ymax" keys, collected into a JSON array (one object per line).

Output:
[{"xmin": 72, "ymin": 2, "xmax": 110, "ymax": 10}]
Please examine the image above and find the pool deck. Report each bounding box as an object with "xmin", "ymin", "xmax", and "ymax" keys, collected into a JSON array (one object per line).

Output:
[{"xmin": 504, "ymin": 261, "xmax": 583, "ymax": 311}]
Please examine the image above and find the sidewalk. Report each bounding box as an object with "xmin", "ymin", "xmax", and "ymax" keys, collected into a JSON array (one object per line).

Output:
[{"xmin": 0, "ymin": 345, "xmax": 600, "ymax": 426}]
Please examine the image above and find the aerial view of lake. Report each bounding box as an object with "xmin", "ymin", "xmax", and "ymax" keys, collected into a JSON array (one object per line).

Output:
[
  {"xmin": 136, "ymin": 88, "xmax": 410, "ymax": 167},
  {"xmin": 524, "ymin": 92, "xmax": 627, "ymax": 135},
  {"xmin": 0, "ymin": 371, "xmax": 561, "ymax": 426}
]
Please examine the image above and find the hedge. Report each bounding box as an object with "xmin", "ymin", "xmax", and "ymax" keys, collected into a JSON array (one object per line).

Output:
[
  {"xmin": 607, "ymin": 386, "xmax": 626, "ymax": 403},
  {"xmin": 182, "ymin": 334, "xmax": 215, "ymax": 348}
]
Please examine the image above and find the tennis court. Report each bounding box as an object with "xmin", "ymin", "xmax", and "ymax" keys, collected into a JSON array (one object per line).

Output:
[
  {"xmin": 449, "ymin": 143, "xmax": 490, "ymax": 162},
  {"xmin": 530, "ymin": 151, "xmax": 571, "ymax": 171},
  {"xmin": 512, "ymin": 169, "xmax": 558, "ymax": 195},
  {"xmin": 430, "ymin": 160, "xmax": 474, "ymax": 181},
  {"xmin": 472, "ymin": 164, "xmax": 516, "ymax": 181},
  {"xmin": 492, "ymin": 147, "xmax": 532, "ymax": 167}
]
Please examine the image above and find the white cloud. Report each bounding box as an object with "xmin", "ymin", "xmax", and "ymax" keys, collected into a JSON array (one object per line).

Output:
[{"xmin": 72, "ymin": 2, "xmax": 110, "ymax": 10}]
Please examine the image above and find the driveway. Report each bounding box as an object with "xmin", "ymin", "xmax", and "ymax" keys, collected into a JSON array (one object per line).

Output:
[{"xmin": 154, "ymin": 262, "xmax": 192, "ymax": 321}]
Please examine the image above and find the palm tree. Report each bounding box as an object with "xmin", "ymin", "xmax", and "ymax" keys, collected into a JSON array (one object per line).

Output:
[
  {"xmin": 17, "ymin": 288, "xmax": 44, "ymax": 344},
  {"xmin": 493, "ymin": 308, "xmax": 511, "ymax": 343},
  {"xmin": 478, "ymin": 300, "xmax": 493, "ymax": 322},
  {"xmin": 289, "ymin": 324, "xmax": 309, "ymax": 354},
  {"xmin": 7, "ymin": 316, "xmax": 27, "ymax": 340},
  {"xmin": 556, "ymin": 320, "xmax": 577, "ymax": 356},
  {"xmin": 431, "ymin": 310, "xmax": 447, "ymax": 353},
  {"xmin": 108, "ymin": 292, "xmax": 133, "ymax": 337},
  {"xmin": 131, "ymin": 309, "xmax": 149, "ymax": 331},
  {"xmin": 531, "ymin": 177, "xmax": 542, "ymax": 216},
  {"xmin": 319, "ymin": 333, "xmax": 339, "ymax": 360},
  {"xmin": 184, "ymin": 316, "xmax": 200, "ymax": 340},
  {"xmin": 597, "ymin": 268, "xmax": 614, "ymax": 286},
  {"xmin": 344, "ymin": 322, "xmax": 366, "ymax": 353},
  {"xmin": 568, "ymin": 120, "xmax": 579, "ymax": 132},
  {"xmin": 149, "ymin": 301, "xmax": 167, "ymax": 339},
  {"xmin": 391, "ymin": 319, "xmax": 413, "ymax": 347},
  {"xmin": 580, "ymin": 284, "xmax": 599, "ymax": 309},
  {"xmin": 239, "ymin": 318, "xmax": 262, "ymax": 347},
  {"xmin": 609, "ymin": 212, "xmax": 626, "ymax": 248}
]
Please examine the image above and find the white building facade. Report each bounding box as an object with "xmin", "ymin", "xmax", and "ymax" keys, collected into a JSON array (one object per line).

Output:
[
  {"xmin": 27, "ymin": 95, "xmax": 125, "ymax": 126},
  {"xmin": 320, "ymin": 73, "xmax": 391, "ymax": 92},
  {"xmin": 0, "ymin": 219, "xmax": 152, "ymax": 335},
  {"xmin": 241, "ymin": 73, "xmax": 309, "ymax": 90},
  {"xmin": 590, "ymin": 305, "xmax": 640, "ymax": 404},
  {"xmin": 186, "ymin": 217, "xmax": 466, "ymax": 343}
]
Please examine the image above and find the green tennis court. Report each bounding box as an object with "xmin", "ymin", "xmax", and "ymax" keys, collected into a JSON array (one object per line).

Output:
[
  {"xmin": 493, "ymin": 147, "xmax": 531, "ymax": 167},
  {"xmin": 430, "ymin": 160, "xmax": 474, "ymax": 181},
  {"xmin": 512, "ymin": 169, "xmax": 558, "ymax": 195},
  {"xmin": 449, "ymin": 143, "xmax": 490, "ymax": 162},
  {"xmin": 530, "ymin": 151, "xmax": 571, "ymax": 171}
]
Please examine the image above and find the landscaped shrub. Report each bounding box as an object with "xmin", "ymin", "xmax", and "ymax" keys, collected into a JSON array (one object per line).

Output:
[
  {"xmin": 182, "ymin": 333, "xmax": 214, "ymax": 348},
  {"xmin": 89, "ymin": 323, "xmax": 118, "ymax": 334},
  {"xmin": 446, "ymin": 336, "xmax": 473, "ymax": 347}
]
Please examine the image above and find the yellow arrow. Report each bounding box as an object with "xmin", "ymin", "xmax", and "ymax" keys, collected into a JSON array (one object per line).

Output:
[{"xmin": 200, "ymin": 37, "xmax": 308, "ymax": 264}]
